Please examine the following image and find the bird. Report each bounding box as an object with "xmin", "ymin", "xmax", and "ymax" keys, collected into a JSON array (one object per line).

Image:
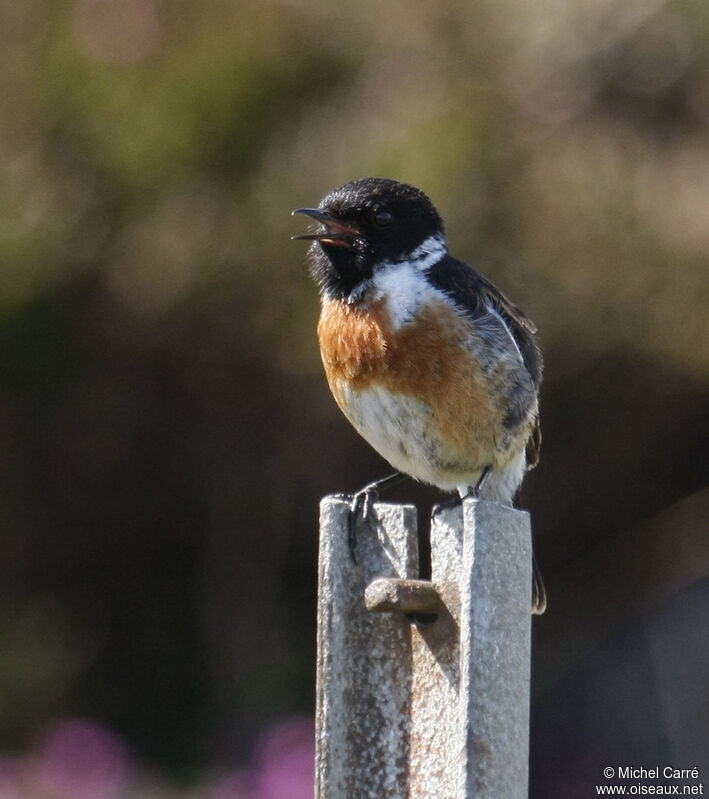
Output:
[{"xmin": 293, "ymin": 177, "xmax": 545, "ymax": 614}]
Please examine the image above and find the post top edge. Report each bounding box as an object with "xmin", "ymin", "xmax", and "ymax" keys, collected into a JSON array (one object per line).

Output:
[
  {"xmin": 463, "ymin": 495, "xmax": 529, "ymax": 510},
  {"xmin": 320, "ymin": 494, "xmax": 417, "ymax": 514}
]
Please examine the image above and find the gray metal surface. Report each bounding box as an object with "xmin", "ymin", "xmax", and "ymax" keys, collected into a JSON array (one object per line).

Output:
[{"xmin": 315, "ymin": 496, "xmax": 532, "ymax": 798}]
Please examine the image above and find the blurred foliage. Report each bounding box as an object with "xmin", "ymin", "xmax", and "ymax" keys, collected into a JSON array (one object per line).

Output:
[{"xmin": 0, "ymin": 0, "xmax": 708, "ymax": 793}]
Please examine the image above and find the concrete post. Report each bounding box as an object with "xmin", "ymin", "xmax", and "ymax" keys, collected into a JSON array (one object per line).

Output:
[
  {"xmin": 315, "ymin": 497, "xmax": 418, "ymax": 798},
  {"xmin": 315, "ymin": 495, "xmax": 533, "ymax": 799}
]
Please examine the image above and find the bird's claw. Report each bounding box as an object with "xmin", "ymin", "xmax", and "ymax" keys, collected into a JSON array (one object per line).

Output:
[
  {"xmin": 343, "ymin": 473, "xmax": 406, "ymax": 564},
  {"xmin": 350, "ymin": 488, "xmax": 375, "ymax": 523},
  {"xmin": 346, "ymin": 486, "xmax": 377, "ymax": 563}
]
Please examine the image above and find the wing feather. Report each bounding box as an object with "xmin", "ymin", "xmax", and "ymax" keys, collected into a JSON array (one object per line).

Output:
[
  {"xmin": 427, "ymin": 256, "xmax": 543, "ymax": 387},
  {"xmin": 427, "ymin": 255, "xmax": 543, "ymax": 462}
]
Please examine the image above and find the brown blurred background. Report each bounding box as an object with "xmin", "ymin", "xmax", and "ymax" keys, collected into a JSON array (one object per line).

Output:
[{"xmin": 1, "ymin": 1, "xmax": 708, "ymax": 796}]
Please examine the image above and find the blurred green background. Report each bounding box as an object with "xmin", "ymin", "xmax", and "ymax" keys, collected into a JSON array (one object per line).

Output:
[{"xmin": 1, "ymin": 0, "xmax": 709, "ymax": 796}]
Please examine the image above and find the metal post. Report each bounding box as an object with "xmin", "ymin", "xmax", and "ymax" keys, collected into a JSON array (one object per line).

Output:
[
  {"xmin": 315, "ymin": 497, "xmax": 419, "ymax": 798},
  {"xmin": 315, "ymin": 495, "xmax": 533, "ymax": 799}
]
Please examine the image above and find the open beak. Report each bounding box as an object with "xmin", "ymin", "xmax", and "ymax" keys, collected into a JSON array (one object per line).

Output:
[{"xmin": 291, "ymin": 208, "xmax": 359, "ymax": 246}]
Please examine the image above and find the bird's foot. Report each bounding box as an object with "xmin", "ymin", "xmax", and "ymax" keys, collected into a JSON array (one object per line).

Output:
[
  {"xmin": 470, "ymin": 465, "xmax": 492, "ymax": 498},
  {"xmin": 431, "ymin": 494, "xmax": 462, "ymax": 520},
  {"xmin": 346, "ymin": 472, "xmax": 407, "ymax": 563},
  {"xmin": 431, "ymin": 466, "xmax": 492, "ymax": 520}
]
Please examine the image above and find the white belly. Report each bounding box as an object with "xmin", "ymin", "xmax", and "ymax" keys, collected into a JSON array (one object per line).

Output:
[{"xmin": 340, "ymin": 383, "xmax": 527, "ymax": 502}]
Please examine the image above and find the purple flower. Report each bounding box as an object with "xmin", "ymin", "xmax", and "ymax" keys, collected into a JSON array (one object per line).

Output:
[
  {"xmin": 0, "ymin": 755, "xmax": 25, "ymax": 799},
  {"xmin": 252, "ymin": 717, "xmax": 315, "ymax": 799},
  {"xmin": 36, "ymin": 718, "xmax": 129, "ymax": 799},
  {"xmin": 210, "ymin": 769, "xmax": 256, "ymax": 799}
]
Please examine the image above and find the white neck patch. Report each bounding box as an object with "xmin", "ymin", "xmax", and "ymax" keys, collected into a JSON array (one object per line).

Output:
[
  {"xmin": 368, "ymin": 234, "xmax": 448, "ymax": 329},
  {"xmin": 401, "ymin": 233, "xmax": 448, "ymax": 272}
]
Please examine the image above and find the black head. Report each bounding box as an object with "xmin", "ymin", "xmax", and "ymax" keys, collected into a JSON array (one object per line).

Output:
[{"xmin": 293, "ymin": 178, "xmax": 445, "ymax": 300}]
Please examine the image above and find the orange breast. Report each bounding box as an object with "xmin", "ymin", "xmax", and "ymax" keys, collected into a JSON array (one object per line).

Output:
[{"xmin": 317, "ymin": 297, "xmax": 501, "ymax": 458}]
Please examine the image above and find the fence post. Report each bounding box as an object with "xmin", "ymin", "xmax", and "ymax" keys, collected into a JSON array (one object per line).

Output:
[
  {"xmin": 315, "ymin": 495, "xmax": 533, "ymax": 799},
  {"xmin": 315, "ymin": 497, "xmax": 419, "ymax": 798}
]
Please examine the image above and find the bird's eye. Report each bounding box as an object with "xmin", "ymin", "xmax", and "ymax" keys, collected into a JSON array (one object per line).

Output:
[{"xmin": 372, "ymin": 209, "xmax": 393, "ymax": 229}]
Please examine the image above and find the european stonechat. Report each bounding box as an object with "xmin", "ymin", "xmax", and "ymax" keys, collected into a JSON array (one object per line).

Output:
[{"xmin": 294, "ymin": 178, "xmax": 545, "ymax": 613}]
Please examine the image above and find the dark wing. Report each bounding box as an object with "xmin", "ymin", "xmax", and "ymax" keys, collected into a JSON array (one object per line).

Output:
[
  {"xmin": 427, "ymin": 255, "xmax": 543, "ymax": 465},
  {"xmin": 427, "ymin": 255, "xmax": 543, "ymax": 388}
]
